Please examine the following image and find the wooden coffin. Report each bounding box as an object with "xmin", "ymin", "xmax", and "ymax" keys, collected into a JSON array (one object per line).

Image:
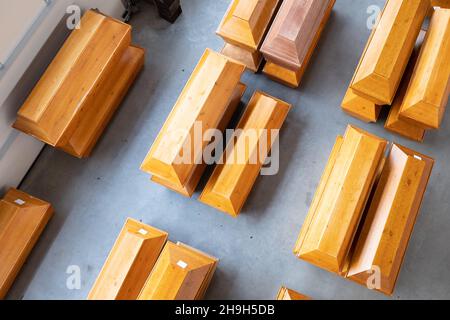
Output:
[
  {"xmin": 138, "ymin": 241, "xmax": 218, "ymax": 300},
  {"xmin": 347, "ymin": 144, "xmax": 434, "ymax": 295},
  {"xmin": 13, "ymin": 10, "xmax": 144, "ymax": 158},
  {"xmin": 294, "ymin": 126, "xmax": 387, "ymax": 274},
  {"xmin": 217, "ymin": 0, "xmax": 281, "ymax": 71},
  {"xmin": 0, "ymin": 189, "xmax": 53, "ymax": 299},
  {"xmin": 350, "ymin": 0, "xmax": 429, "ymax": 105},
  {"xmin": 141, "ymin": 49, "xmax": 246, "ymax": 197},
  {"xmin": 385, "ymin": 31, "xmax": 427, "ymax": 142},
  {"xmin": 260, "ymin": 0, "xmax": 335, "ymax": 87},
  {"xmin": 399, "ymin": 8, "xmax": 450, "ymax": 129},
  {"xmin": 276, "ymin": 287, "xmax": 311, "ymax": 300},
  {"xmin": 88, "ymin": 219, "xmax": 168, "ymax": 300},
  {"xmin": 199, "ymin": 91, "xmax": 290, "ymax": 217}
]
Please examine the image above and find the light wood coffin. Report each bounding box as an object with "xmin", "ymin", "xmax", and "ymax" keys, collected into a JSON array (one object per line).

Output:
[
  {"xmin": 294, "ymin": 126, "xmax": 387, "ymax": 274},
  {"xmin": 260, "ymin": 0, "xmax": 335, "ymax": 87},
  {"xmin": 141, "ymin": 49, "xmax": 246, "ymax": 197},
  {"xmin": 347, "ymin": 144, "xmax": 434, "ymax": 295},
  {"xmin": 217, "ymin": 0, "xmax": 281, "ymax": 71},
  {"xmin": 350, "ymin": 0, "xmax": 429, "ymax": 105},
  {"xmin": 276, "ymin": 287, "xmax": 311, "ymax": 300},
  {"xmin": 138, "ymin": 241, "xmax": 218, "ymax": 300},
  {"xmin": 399, "ymin": 8, "xmax": 450, "ymax": 130},
  {"xmin": 87, "ymin": 218, "xmax": 168, "ymax": 300},
  {"xmin": 0, "ymin": 189, "xmax": 53, "ymax": 299},
  {"xmin": 13, "ymin": 10, "xmax": 144, "ymax": 158},
  {"xmin": 199, "ymin": 91, "xmax": 291, "ymax": 217},
  {"xmin": 385, "ymin": 31, "xmax": 427, "ymax": 142}
]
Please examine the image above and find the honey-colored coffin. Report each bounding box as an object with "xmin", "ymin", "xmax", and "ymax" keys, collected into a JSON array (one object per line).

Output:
[
  {"xmin": 199, "ymin": 91, "xmax": 291, "ymax": 217},
  {"xmin": 88, "ymin": 219, "xmax": 168, "ymax": 300},
  {"xmin": 385, "ymin": 31, "xmax": 427, "ymax": 142},
  {"xmin": 217, "ymin": 0, "xmax": 281, "ymax": 71},
  {"xmin": 0, "ymin": 189, "xmax": 53, "ymax": 299},
  {"xmin": 138, "ymin": 242, "xmax": 218, "ymax": 300},
  {"xmin": 141, "ymin": 49, "xmax": 245, "ymax": 197},
  {"xmin": 276, "ymin": 287, "xmax": 311, "ymax": 300},
  {"xmin": 260, "ymin": 0, "xmax": 335, "ymax": 87},
  {"xmin": 13, "ymin": 10, "xmax": 144, "ymax": 158},
  {"xmin": 347, "ymin": 144, "xmax": 434, "ymax": 295},
  {"xmin": 399, "ymin": 8, "xmax": 450, "ymax": 129},
  {"xmin": 350, "ymin": 0, "xmax": 429, "ymax": 105},
  {"xmin": 294, "ymin": 126, "xmax": 387, "ymax": 274}
]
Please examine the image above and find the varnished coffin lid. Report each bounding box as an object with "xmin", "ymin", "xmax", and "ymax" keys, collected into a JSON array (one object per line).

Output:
[{"xmin": 261, "ymin": 0, "xmax": 332, "ymax": 71}]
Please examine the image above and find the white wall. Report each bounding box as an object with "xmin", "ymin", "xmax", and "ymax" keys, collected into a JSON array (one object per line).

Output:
[{"xmin": 0, "ymin": 0, "xmax": 123, "ymax": 193}]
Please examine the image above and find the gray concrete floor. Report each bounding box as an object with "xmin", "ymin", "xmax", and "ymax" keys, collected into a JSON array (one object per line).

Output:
[{"xmin": 8, "ymin": 0, "xmax": 450, "ymax": 300}]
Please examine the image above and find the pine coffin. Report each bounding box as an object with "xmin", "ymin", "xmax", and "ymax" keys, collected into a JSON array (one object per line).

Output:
[
  {"xmin": 276, "ymin": 287, "xmax": 311, "ymax": 300},
  {"xmin": 150, "ymin": 82, "xmax": 247, "ymax": 197},
  {"xmin": 87, "ymin": 219, "xmax": 168, "ymax": 300},
  {"xmin": 0, "ymin": 189, "xmax": 53, "ymax": 299},
  {"xmin": 217, "ymin": 0, "xmax": 281, "ymax": 71},
  {"xmin": 399, "ymin": 8, "xmax": 450, "ymax": 130},
  {"xmin": 294, "ymin": 126, "xmax": 387, "ymax": 274},
  {"xmin": 141, "ymin": 49, "xmax": 245, "ymax": 197},
  {"xmin": 385, "ymin": 31, "xmax": 427, "ymax": 141},
  {"xmin": 350, "ymin": 0, "xmax": 429, "ymax": 105},
  {"xmin": 199, "ymin": 91, "xmax": 291, "ymax": 217},
  {"xmin": 138, "ymin": 242, "xmax": 218, "ymax": 300},
  {"xmin": 13, "ymin": 10, "xmax": 144, "ymax": 158},
  {"xmin": 347, "ymin": 144, "xmax": 434, "ymax": 295},
  {"xmin": 260, "ymin": 0, "xmax": 335, "ymax": 87}
]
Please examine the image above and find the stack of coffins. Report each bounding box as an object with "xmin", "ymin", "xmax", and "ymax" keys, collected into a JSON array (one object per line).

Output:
[
  {"xmin": 342, "ymin": 0, "xmax": 449, "ymax": 142},
  {"xmin": 140, "ymin": 48, "xmax": 246, "ymax": 197},
  {"xmin": 0, "ymin": 189, "xmax": 53, "ymax": 299},
  {"xmin": 294, "ymin": 125, "xmax": 434, "ymax": 295},
  {"xmin": 141, "ymin": 48, "xmax": 291, "ymax": 217},
  {"xmin": 88, "ymin": 218, "xmax": 218, "ymax": 300},
  {"xmin": 13, "ymin": 10, "xmax": 145, "ymax": 158}
]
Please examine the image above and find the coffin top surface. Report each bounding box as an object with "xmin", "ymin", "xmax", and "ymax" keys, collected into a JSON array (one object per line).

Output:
[
  {"xmin": 15, "ymin": 10, "xmax": 131, "ymax": 144},
  {"xmin": 217, "ymin": 0, "xmax": 280, "ymax": 50},
  {"xmin": 295, "ymin": 125, "xmax": 387, "ymax": 273},
  {"xmin": 400, "ymin": 8, "xmax": 450, "ymax": 129},
  {"xmin": 138, "ymin": 241, "xmax": 217, "ymax": 300},
  {"xmin": 261, "ymin": 0, "xmax": 332, "ymax": 70},
  {"xmin": 350, "ymin": 0, "xmax": 429, "ymax": 105},
  {"xmin": 141, "ymin": 49, "xmax": 245, "ymax": 186}
]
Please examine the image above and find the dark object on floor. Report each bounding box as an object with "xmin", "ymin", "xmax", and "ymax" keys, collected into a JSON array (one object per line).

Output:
[
  {"xmin": 121, "ymin": 0, "xmax": 140, "ymax": 22},
  {"xmin": 153, "ymin": 0, "xmax": 182, "ymax": 23},
  {"xmin": 121, "ymin": 0, "xmax": 182, "ymax": 23}
]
